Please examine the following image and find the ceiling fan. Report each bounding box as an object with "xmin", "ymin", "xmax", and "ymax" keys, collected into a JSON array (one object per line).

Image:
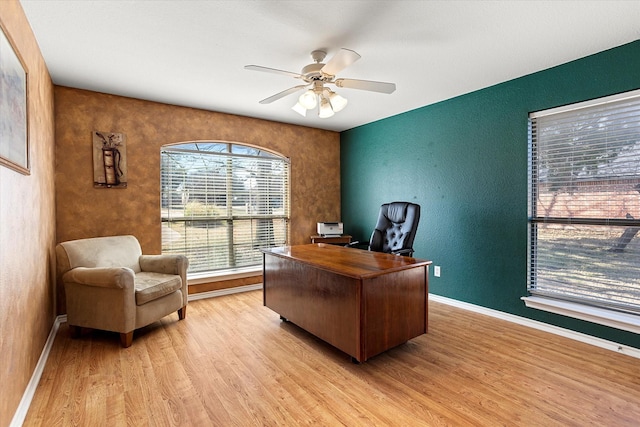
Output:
[{"xmin": 245, "ymin": 48, "xmax": 396, "ymax": 118}]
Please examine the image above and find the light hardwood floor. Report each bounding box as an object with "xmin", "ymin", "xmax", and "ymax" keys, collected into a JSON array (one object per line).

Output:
[{"xmin": 24, "ymin": 290, "xmax": 640, "ymax": 426}]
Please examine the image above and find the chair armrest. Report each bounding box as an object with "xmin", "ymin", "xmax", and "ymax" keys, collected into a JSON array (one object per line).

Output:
[
  {"xmin": 391, "ymin": 248, "xmax": 414, "ymax": 256},
  {"xmin": 62, "ymin": 267, "xmax": 135, "ymax": 289},
  {"xmin": 345, "ymin": 241, "xmax": 368, "ymax": 250},
  {"xmin": 139, "ymin": 254, "xmax": 189, "ymax": 276}
]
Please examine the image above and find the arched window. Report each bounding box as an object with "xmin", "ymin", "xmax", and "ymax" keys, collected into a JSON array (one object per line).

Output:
[{"xmin": 161, "ymin": 141, "xmax": 290, "ymax": 274}]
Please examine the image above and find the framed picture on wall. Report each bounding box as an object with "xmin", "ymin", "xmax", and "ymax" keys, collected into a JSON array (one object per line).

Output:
[{"xmin": 0, "ymin": 22, "xmax": 29, "ymax": 175}]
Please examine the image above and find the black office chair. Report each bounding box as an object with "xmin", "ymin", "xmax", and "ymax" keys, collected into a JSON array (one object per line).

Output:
[{"xmin": 349, "ymin": 201, "xmax": 420, "ymax": 257}]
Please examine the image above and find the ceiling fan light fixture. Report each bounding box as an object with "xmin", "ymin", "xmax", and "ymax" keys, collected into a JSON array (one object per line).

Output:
[
  {"xmin": 328, "ymin": 91, "xmax": 348, "ymax": 112},
  {"xmin": 292, "ymin": 102, "xmax": 307, "ymax": 117},
  {"xmin": 246, "ymin": 48, "xmax": 395, "ymax": 120},
  {"xmin": 318, "ymin": 98, "xmax": 335, "ymax": 118},
  {"xmin": 298, "ymin": 89, "xmax": 317, "ymax": 109}
]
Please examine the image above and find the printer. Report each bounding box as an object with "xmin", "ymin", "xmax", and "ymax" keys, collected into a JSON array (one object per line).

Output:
[{"xmin": 317, "ymin": 222, "xmax": 344, "ymax": 237}]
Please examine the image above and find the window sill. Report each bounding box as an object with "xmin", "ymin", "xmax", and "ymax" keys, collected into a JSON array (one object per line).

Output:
[
  {"xmin": 521, "ymin": 296, "xmax": 640, "ymax": 334},
  {"xmin": 188, "ymin": 265, "xmax": 262, "ymax": 285}
]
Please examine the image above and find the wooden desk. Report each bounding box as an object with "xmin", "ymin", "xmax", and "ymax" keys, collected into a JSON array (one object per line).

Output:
[
  {"xmin": 310, "ymin": 234, "xmax": 352, "ymax": 244},
  {"xmin": 262, "ymin": 244, "xmax": 431, "ymax": 363}
]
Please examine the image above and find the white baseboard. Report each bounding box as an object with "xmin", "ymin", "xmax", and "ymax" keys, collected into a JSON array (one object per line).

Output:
[
  {"xmin": 188, "ymin": 283, "xmax": 263, "ymax": 301},
  {"xmin": 10, "ymin": 314, "xmax": 67, "ymax": 427},
  {"xmin": 429, "ymin": 294, "xmax": 640, "ymax": 360}
]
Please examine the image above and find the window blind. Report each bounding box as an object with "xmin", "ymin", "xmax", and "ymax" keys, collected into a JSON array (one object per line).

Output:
[
  {"xmin": 528, "ymin": 90, "xmax": 640, "ymax": 314},
  {"xmin": 161, "ymin": 142, "xmax": 290, "ymax": 274}
]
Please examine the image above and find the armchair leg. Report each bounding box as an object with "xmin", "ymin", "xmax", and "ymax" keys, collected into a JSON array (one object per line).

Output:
[
  {"xmin": 178, "ymin": 306, "xmax": 187, "ymax": 320},
  {"xmin": 120, "ymin": 331, "xmax": 133, "ymax": 348}
]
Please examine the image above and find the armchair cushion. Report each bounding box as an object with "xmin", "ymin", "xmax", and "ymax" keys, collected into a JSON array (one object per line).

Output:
[{"xmin": 134, "ymin": 272, "xmax": 182, "ymax": 305}]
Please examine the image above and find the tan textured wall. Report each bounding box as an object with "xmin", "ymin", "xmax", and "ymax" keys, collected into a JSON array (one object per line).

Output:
[
  {"xmin": 55, "ymin": 87, "xmax": 341, "ymax": 306},
  {"xmin": 0, "ymin": 1, "xmax": 56, "ymax": 425}
]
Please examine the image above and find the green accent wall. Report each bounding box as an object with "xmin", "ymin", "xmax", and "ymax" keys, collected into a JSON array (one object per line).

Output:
[{"xmin": 340, "ymin": 40, "xmax": 640, "ymax": 348}]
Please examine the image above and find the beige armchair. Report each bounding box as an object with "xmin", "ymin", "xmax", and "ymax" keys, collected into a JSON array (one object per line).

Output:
[{"xmin": 56, "ymin": 235, "xmax": 188, "ymax": 347}]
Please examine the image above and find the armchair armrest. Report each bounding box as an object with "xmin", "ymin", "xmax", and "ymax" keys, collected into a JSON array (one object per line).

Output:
[
  {"xmin": 140, "ymin": 254, "xmax": 189, "ymax": 308},
  {"xmin": 139, "ymin": 254, "xmax": 188, "ymax": 276},
  {"xmin": 62, "ymin": 267, "xmax": 135, "ymax": 289}
]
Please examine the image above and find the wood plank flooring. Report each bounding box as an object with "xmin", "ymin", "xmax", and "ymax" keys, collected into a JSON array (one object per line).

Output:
[{"xmin": 24, "ymin": 290, "xmax": 640, "ymax": 426}]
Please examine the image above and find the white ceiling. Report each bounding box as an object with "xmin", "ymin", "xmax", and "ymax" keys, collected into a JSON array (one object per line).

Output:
[{"xmin": 19, "ymin": 0, "xmax": 640, "ymax": 132}]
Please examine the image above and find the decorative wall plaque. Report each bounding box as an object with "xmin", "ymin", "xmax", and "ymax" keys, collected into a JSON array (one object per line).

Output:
[{"xmin": 93, "ymin": 131, "xmax": 127, "ymax": 188}]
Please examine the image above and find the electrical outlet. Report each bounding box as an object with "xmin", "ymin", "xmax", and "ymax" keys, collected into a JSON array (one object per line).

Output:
[{"xmin": 434, "ymin": 266, "xmax": 441, "ymax": 277}]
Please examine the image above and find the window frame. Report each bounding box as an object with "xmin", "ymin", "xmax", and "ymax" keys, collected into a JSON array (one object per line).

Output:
[
  {"xmin": 524, "ymin": 89, "xmax": 640, "ymax": 333},
  {"xmin": 160, "ymin": 141, "xmax": 290, "ymax": 275}
]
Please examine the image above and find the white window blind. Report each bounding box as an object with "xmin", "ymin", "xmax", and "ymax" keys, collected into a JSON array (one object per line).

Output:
[
  {"xmin": 161, "ymin": 142, "xmax": 290, "ymax": 274},
  {"xmin": 528, "ymin": 89, "xmax": 640, "ymax": 315}
]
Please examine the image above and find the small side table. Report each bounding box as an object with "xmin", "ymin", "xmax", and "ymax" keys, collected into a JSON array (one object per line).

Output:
[{"xmin": 310, "ymin": 235, "xmax": 352, "ymax": 245}]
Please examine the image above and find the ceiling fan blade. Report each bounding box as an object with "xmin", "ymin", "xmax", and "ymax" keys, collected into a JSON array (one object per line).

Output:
[
  {"xmin": 321, "ymin": 48, "xmax": 361, "ymax": 76},
  {"xmin": 259, "ymin": 85, "xmax": 308, "ymax": 104},
  {"xmin": 334, "ymin": 78, "xmax": 396, "ymax": 94},
  {"xmin": 244, "ymin": 65, "xmax": 303, "ymax": 79}
]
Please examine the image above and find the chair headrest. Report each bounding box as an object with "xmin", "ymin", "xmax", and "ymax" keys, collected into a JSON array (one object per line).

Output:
[{"xmin": 386, "ymin": 202, "xmax": 408, "ymax": 223}]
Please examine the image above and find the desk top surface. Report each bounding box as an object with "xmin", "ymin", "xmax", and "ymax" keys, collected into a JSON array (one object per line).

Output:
[{"xmin": 263, "ymin": 244, "xmax": 431, "ymax": 279}]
